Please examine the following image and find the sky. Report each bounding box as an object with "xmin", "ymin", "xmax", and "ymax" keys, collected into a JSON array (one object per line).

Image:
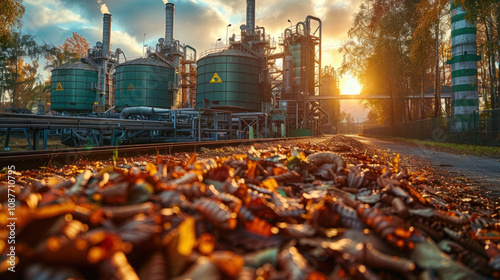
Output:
[{"xmin": 21, "ymin": 0, "xmax": 368, "ymax": 120}]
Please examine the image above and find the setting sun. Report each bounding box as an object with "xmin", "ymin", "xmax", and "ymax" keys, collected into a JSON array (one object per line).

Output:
[{"xmin": 339, "ymin": 75, "xmax": 362, "ymax": 95}]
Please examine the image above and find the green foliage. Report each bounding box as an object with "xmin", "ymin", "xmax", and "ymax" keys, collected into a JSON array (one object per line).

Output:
[
  {"xmin": 6, "ymin": 58, "xmax": 38, "ymax": 107},
  {"xmin": 457, "ymin": 0, "xmax": 500, "ymax": 109},
  {"xmin": 395, "ymin": 137, "xmax": 500, "ymax": 157},
  {"xmin": 26, "ymin": 81, "xmax": 51, "ymax": 109},
  {"xmin": 340, "ymin": 0, "xmax": 424, "ymax": 125},
  {"xmin": 0, "ymin": 0, "xmax": 25, "ymax": 44},
  {"xmin": 1, "ymin": 31, "xmax": 57, "ymax": 109},
  {"xmin": 340, "ymin": 0, "xmax": 468, "ymax": 124},
  {"xmin": 45, "ymin": 32, "xmax": 90, "ymax": 70}
]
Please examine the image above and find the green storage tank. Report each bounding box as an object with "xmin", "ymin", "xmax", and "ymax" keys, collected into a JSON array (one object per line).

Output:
[
  {"xmin": 196, "ymin": 49, "xmax": 265, "ymax": 111},
  {"xmin": 115, "ymin": 57, "xmax": 175, "ymax": 109},
  {"xmin": 50, "ymin": 63, "xmax": 98, "ymax": 113}
]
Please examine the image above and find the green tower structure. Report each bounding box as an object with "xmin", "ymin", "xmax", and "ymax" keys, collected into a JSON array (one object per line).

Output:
[{"xmin": 450, "ymin": 1, "xmax": 480, "ymax": 131}]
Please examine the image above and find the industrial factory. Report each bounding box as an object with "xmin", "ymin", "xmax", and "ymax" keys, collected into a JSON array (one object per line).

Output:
[{"xmin": 6, "ymin": 0, "xmax": 341, "ymax": 149}]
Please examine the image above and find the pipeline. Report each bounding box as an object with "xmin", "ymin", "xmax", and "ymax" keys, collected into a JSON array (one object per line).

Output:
[
  {"xmin": 119, "ymin": 107, "xmax": 174, "ymax": 119},
  {"xmin": 183, "ymin": 45, "xmax": 197, "ymax": 61}
]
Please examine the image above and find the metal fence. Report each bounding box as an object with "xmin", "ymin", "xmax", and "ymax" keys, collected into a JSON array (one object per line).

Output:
[{"xmin": 362, "ymin": 109, "xmax": 500, "ymax": 146}]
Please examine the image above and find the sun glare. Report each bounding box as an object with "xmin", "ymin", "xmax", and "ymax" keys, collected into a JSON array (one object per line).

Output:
[{"xmin": 340, "ymin": 75, "xmax": 362, "ymax": 95}]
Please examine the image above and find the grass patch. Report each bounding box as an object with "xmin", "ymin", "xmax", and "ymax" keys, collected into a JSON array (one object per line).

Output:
[
  {"xmin": 0, "ymin": 135, "xmax": 67, "ymax": 152},
  {"xmin": 380, "ymin": 136, "xmax": 500, "ymax": 158}
]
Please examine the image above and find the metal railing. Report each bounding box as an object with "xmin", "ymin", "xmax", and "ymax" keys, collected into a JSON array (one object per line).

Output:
[
  {"xmin": 199, "ymin": 48, "xmax": 226, "ymax": 59},
  {"xmin": 362, "ymin": 109, "xmax": 500, "ymax": 146}
]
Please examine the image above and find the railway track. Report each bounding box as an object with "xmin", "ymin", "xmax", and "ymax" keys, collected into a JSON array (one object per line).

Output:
[{"xmin": 0, "ymin": 137, "xmax": 317, "ymax": 170}]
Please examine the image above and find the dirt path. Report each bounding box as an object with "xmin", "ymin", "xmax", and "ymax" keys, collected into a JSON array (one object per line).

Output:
[{"xmin": 351, "ymin": 135, "xmax": 500, "ymax": 195}]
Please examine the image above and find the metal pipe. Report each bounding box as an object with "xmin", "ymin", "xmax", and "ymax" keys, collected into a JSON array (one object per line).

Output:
[
  {"xmin": 284, "ymin": 28, "xmax": 292, "ymax": 39},
  {"xmin": 183, "ymin": 45, "xmax": 197, "ymax": 61},
  {"xmin": 306, "ymin": 15, "xmax": 322, "ymax": 38},
  {"xmin": 119, "ymin": 107, "xmax": 197, "ymax": 119},
  {"xmin": 102, "ymin": 13, "xmax": 112, "ymax": 56},
  {"xmin": 305, "ymin": 13, "xmax": 322, "ymax": 78},
  {"xmin": 255, "ymin": 26, "xmax": 265, "ymax": 40},
  {"xmin": 120, "ymin": 107, "xmax": 173, "ymax": 119},
  {"xmin": 246, "ymin": 0, "xmax": 255, "ymax": 34},
  {"xmin": 296, "ymin": 22, "xmax": 305, "ymax": 35},
  {"xmin": 104, "ymin": 106, "xmax": 116, "ymax": 113},
  {"xmin": 165, "ymin": 3, "xmax": 175, "ymax": 46}
]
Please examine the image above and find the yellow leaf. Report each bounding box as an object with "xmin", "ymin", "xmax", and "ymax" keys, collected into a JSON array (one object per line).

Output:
[
  {"xmin": 393, "ymin": 153, "xmax": 400, "ymax": 173},
  {"xmin": 146, "ymin": 162, "xmax": 158, "ymax": 177},
  {"xmin": 177, "ymin": 216, "xmax": 196, "ymax": 256},
  {"xmin": 262, "ymin": 178, "xmax": 278, "ymax": 191},
  {"xmin": 98, "ymin": 166, "xmax": 116, "ymax": 176}
]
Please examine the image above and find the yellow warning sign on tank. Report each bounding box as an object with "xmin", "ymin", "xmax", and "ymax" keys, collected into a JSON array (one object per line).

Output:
[
  {"xmin": 210, "ymin": 72, "xmax": 223, "ymax": 83},
  {"xmin": 56, "ymin": 83, "xmax": 63, "ymax": 91},
  {"xmin": 127, "ymin": 82, "xmax": 135, "ymax": 90}
]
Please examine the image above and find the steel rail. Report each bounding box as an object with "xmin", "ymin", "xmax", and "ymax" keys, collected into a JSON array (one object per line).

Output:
[{"xmin": 0, "ymin": 137, "xmax": 319, "ymax": 170}]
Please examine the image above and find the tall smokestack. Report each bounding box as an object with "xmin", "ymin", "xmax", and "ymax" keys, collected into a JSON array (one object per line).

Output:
[
  {"xmin": 246, "ymin": 0, "xmax": 255, "ymax": 34},
  {"xmin": 165, "ymin": 3, "xmax": 175, "ymax": 46},
  {"xmin": 102, "ymin": 13, "xmax": 112, "ymax": 56}
]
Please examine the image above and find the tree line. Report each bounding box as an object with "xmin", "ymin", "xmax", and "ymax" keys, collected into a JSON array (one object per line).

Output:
[
  {"xmin": 1, "ymin": 0, "xmax": 89, "ymax": 112},
  {"xmin": 339, "ymin": 0, "xmax": 499, "ymax": 125}
]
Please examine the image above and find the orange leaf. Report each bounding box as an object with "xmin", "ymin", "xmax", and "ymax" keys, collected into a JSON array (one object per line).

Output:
[{"xmin": 211, "ymin": 251, "xmax": 244, "ymax": 278}]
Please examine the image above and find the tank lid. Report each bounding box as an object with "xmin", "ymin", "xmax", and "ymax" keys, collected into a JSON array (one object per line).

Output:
[
  {"xmin": 53, "ymin": 62, "xmax": 97, "ymax": 71},
  {"xmin": 117, "ymin": 57, "xmax": 173, "ymax": 68}
]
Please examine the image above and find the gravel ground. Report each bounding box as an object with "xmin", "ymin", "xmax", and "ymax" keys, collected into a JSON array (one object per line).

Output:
[{"xmin": 2, "ymin": 135, "xmax": 499, "ymax": 279}]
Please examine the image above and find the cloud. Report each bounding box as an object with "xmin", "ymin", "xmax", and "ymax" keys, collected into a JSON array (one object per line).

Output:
[
  {"xmin": 196, "ymin": 0, "xmax": 245, "ymax": 17},
  {"xmin": 111, "ymin": 30, "xmax": 143, "ymax": 58},
  {"xmin": 29, "ymin": 6, "xmax": 85, "ymax": 26},
  {"xmin": 22, "ymin": 0, "xmax": 86, "ymax": 40},
  {"xmin": 21, "ymin": 0, "xmax": 365, "ymax": 78},
  {"xmin": 174, "ymin": 1, "xmax": 227, "ymax": 53},
  {"xmin": 258, "ymin": 0, "xmax": 316, "ymax": 37},
  {"xmin": 322, "ymin": 0, "xmax": 363, "ymax": 41}
]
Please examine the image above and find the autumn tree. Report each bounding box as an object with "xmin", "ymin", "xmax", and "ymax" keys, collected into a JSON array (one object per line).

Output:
[
  {"xmin": 411, "ymin": 0, "xmax": 450, "ymax": 118},
  {"xmin": 1, "ymin": 32, "xmax": 56, "ymax": 109},
  {"xmin": 5, "ymin": 58, "xmax": 38, "ymax": 108},
  {"xmin": 27, "ymin": 81, "xmax": 51, "ymax": 110},
  {"xmin": 45, "ymin": 32, "xmax": 90, "ymax": 70},
  {"xmin": 340, "ymin": 0, "xmax": 422, "ymax": 125},
  {"xmin": 0, "ymin": 0, "xmax": 25, "ymax": 44}
]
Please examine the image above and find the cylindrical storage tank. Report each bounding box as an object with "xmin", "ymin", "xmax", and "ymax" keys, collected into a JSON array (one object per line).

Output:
[
  {"xmin": 51, "ymin": 62, "xmax": 98, "ymax": 113},
  {"xmin": 115, "ymin": 57, "xmax": 175, "ymax": 109},
  {"xmin": 450, "ymin": 0, "xmax": 479, "ymax": 131},
  {"xmin": 196, "ymin": 49, "xmax": 265, "ymax": 111}
]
